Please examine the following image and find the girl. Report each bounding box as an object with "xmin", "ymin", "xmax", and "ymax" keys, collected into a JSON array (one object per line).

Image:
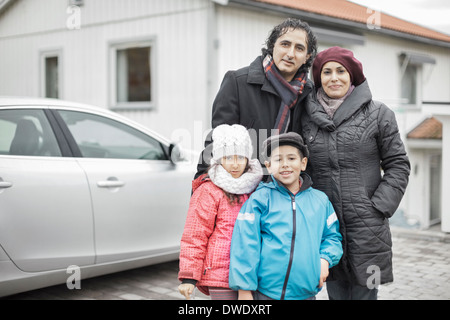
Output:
[{"xmin": 178, "ymin": 124, "xmax": 263, "ymax": 300}]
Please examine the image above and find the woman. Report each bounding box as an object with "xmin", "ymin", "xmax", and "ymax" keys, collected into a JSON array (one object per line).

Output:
[{"xmin": 301, "ymin": 46, "xmax": 410, "ymax": 300}]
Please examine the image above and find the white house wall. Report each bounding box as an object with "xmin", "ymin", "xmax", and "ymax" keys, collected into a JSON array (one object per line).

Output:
[
  {"xmin": 215, "ymin": 6, "xmax": 283, "ymax": 84},
  {"xmin": 0, "ymin": 0, "xmax": 211, "ymax": 143},
  {"xmin": 350, "ymin": 33, "xmax": 450, "ymax": 108}
]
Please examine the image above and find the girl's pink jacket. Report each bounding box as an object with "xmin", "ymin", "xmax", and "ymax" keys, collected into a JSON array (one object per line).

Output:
[{"xmin": 178, "ymin": 174, "xmax": 249, "ymax": 295}]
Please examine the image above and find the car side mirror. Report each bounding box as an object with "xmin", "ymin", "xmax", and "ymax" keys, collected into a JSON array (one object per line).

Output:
[{"xmin": 169, "ymin": 143, "xmax": 185, "ymax": 164}]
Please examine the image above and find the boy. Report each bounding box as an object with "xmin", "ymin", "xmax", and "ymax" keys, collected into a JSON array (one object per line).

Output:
[{"xmin": 229, "ymin": 132, "xmax": 343, "ymax": 300}]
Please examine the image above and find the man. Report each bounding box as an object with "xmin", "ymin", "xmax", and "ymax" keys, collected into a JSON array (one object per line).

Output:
[{"xmin": 195, "ymin": 18, "xmax": 318, "ymax": 178}]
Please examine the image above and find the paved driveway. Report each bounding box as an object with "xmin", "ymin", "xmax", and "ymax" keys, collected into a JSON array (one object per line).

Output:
[{"xmin": 4, "ymin": 235, "xmax": 450, "ymax": 300}]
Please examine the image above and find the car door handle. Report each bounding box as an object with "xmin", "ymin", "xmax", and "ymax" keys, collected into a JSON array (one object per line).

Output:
[
  {"xmin": 0, "ymin": 181, "xmax": 13, "ymax": 189},
  {"xmin": 97, "ymin": 180, "xmax": 125, "ymax": 188}
]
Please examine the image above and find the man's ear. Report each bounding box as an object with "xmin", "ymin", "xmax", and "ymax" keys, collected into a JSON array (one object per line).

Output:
[{"xmin": 305, "ymin": 53, "xmax": 311, "ymax": 64}]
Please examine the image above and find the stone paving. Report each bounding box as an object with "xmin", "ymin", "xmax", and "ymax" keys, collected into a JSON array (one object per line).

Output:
[
  {"xmin": 380, "ymin": 235, "xmax": 450, "ymax": 300},
  {"xmin": 4, "ymin": 231, "xmax": 450, "ymax": 300},
  {"xmin": 317, "ymin": 233, "xmax": 450, "ymax": 300}
]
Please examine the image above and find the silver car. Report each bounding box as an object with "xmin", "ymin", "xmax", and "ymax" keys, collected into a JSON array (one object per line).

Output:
[{"xmin": 0, "ymin": 97, "xmax": 196, "ymax": 297}]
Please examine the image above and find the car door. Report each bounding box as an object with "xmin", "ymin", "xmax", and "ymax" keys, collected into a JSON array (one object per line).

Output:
[
  {"xmin": 0, "ymin": 108, "xmax": 95, "ymax": 272},
  {"xmin": 55, "ymin": 109, "xmax": 192, "ymax": 264}
]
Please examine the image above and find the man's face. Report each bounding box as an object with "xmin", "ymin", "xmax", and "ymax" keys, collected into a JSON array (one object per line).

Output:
[{"xmin": 272, "ymin": 28, "xmax": 310, "ymax": 82}]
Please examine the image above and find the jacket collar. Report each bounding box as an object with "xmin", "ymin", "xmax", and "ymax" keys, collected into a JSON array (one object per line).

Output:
[
  {"xmin": 259, "ymin": 172, "xmax": 313, "ymax": 196},
  {"xmin": 332, "ymin": 80, "xmax": 372, "ymax": 127},
  {"xmin": 247, "ymin": 56, "xmax": 277, "ymax": 95}
]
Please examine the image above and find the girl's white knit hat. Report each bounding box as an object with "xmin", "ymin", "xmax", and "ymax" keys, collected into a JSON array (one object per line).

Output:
[{"xmin": 211, "ymin": 124, "xmax": 253, "ymax": 162}]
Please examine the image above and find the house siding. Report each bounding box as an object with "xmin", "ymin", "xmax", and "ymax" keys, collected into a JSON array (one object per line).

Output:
[{"xmin": 0, "ymin": 0, "xmax": 211, "ymax": 140}]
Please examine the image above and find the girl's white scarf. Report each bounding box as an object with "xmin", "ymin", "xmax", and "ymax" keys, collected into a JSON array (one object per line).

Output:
[{"xmin": 208, "ymin": 159, "xmax": 263, "ymax": 195}]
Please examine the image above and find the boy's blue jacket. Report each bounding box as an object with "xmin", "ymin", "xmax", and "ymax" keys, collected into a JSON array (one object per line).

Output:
[{"xmin": 229, "ymin": 173, "xmax": 343, "ymax": 300}]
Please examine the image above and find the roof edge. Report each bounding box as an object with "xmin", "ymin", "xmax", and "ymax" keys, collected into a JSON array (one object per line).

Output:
[
  {"xmin": 229, "ymin": 0, "xmax": 450, "ymax": 49},
  {"xmin": 407, "ymin": 116, "xmax": 443, "ymax": 140}
]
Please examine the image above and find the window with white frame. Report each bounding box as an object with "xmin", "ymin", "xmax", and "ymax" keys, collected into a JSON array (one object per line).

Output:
[
  {"xmin": 110, "ymin": 39, "xmax": 155, "ymax": 109},
  {"xmin": 401, "ymin": 63, "xmax": 418, "ymax": 105},
  {"xmin": 40, "ymin": 50, "xmax": 62, "ymax": 99},
  {"xmin": 399, "ymin": 52, "xmax": 435, "ymax": 107}
]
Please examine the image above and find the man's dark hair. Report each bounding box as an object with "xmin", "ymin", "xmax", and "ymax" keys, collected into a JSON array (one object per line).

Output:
[{"xmin": 261, "ymin": 18, "xmax": 318, "ymax": 74}]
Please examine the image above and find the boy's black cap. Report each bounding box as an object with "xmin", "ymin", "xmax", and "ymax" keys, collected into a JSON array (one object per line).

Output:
[{"xmin": 262, "ymin": 132, "xmax": 309, "ymax": 160}]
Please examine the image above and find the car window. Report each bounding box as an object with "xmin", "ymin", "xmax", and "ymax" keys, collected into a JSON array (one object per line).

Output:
[
  {"xmin": 58, "ymin": 110, "xmax": 168, "ymax": 160},
  {"xmin": 0, "ymin": 109, "xmax": 62, "ymax": 157}
]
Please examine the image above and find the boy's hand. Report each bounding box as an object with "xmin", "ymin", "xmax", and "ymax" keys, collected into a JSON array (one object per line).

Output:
[
  {"xmin": 178, "ymin": 283, "xmax": 195, "ymax": 299},
  {"xmin": 319, "ymin": 258, "xmax": 329, "ymax": 288},
  {"xmin": 238, "ymin": 290, "xmax": 254, "ymax": 300}
]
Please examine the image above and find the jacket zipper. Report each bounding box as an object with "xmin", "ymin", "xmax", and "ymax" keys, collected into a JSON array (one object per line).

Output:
[{"xmin": 281, "ymin": 195, "xmax": 296, "ymax": 300}]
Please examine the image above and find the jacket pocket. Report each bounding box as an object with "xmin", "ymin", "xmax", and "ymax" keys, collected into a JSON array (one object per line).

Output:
[
  {"xmin": 203, "ymin": 240, "xmax": 216, "ymax": 276},
  {"xmin": 368, "ymin": 204, "xmax": 386, "ymax": 221},
  {"xmin": 358, "ymin": 186, "xmax": 385, "ymax": 221}
]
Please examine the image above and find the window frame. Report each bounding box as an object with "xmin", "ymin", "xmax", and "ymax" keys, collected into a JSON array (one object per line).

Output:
[
  {"xmin": 53, "ymin": 109, "xmax": 169, "ymax": 160},
  {"xmin": 108, "ymin": 37, "xmax": 157, "ymax": 111},
  {"xmin": 0, "ymin": 108, "xmax": 63, "ymax": 157},
  {"xmin": 400, "ymin": 62, "xmax": 422, "ymax": 107},
  {"xmin": 40, "ymin": 49, "xmax": 63, "ymax": 99},
  {"xmin": 399, "ymin": 52, "xmax": 435, "ymax": 109}
]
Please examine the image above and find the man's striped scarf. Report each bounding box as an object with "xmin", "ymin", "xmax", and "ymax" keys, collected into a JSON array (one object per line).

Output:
[{"xmin": 263, "ymin": 54, "xmax": 307, "ymax": 133}]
